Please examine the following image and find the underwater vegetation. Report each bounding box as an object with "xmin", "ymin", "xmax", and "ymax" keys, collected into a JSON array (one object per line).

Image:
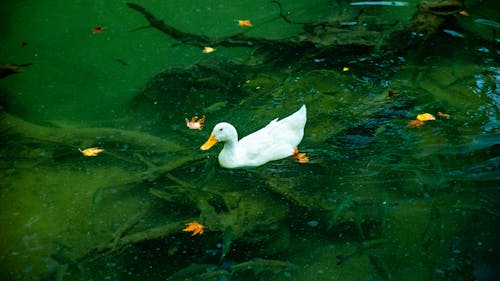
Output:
[{"xmin": 0, "ymin": 0, "xmax": 499, "ymax": 280}]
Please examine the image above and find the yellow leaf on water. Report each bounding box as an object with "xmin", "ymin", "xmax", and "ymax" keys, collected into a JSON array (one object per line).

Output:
[
  {"xmin": 416, "ymin": 113, "xmax": 436, "ymax": 121},
  {"xmin": 238, "ymin": 20, "xmax": 253, "ymax": 27},
  {"xmin": 202, "ymin": 47, "xmax": 216, "ymax": 54},
  {"xmin": 79, "ymin": 147, "xmax": 104, "ymax": 156}
]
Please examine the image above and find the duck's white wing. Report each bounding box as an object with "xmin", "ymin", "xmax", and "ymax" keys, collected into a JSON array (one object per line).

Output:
[
  {"xmin": 255, "ymin": 105, "xmax": 306, "ymax": 147},
  {"xmin": 238, "ymin": 134, "xmax": 296, "ymax": 166},
  {"xmin": 236, "ymin": 118, "xmax": 299, "ymax": 166}
]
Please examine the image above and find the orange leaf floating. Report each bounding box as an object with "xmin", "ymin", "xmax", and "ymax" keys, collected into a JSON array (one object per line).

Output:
[
  {"xmin": 238, "ymin": 20, "xmax": 253, "ymax": 27},
  {"xmin": 459, "ymin": 10, "xmax": 469, "ymax": 16},
  {"xmin": 293, "ymin": 148, "xmax": 308, "ymax": 163},
  {"xmin": 79, "ymin": 147, "xmax": 104, "ymax": 156},
  {"xmin": 202, "ymin": 46, "xmax": 216, "ymax": 54},
  {"xmin": 416, "ymin": 113, "xmax": 436, "ymax": 121},
  {"xmin": 407, "ymin": 120, "xmax": 424, "ymax": 128},
  {"xmin": 185, "ymin": 115, "xmax": 206, "ymax": 130},
  {"xmin": 92, "ymin": 26, "xmax": 104, "ymax": 34},
  {"xmin": 438, "ymin": 112, "xmax": 450, "ymax": 118},
  {"xmin": 183, "ymin": 221, "xmax": 205, "ymax": 236}
]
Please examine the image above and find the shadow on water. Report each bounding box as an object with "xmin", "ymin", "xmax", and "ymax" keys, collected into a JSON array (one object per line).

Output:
[{"xmin": 1, "ymin": 0, "xmax": 499, "ymax": 280}]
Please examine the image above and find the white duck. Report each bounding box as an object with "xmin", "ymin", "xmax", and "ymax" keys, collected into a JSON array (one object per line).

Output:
[{"xmin": 200, "ymin": 105, "xmax": 307, "ymax": 168}]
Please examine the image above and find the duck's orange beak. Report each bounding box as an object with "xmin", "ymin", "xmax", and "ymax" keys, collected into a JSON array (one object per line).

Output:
[{"xmin": 200, "ymin": 134, "xmax": 218, "ymax": 150}]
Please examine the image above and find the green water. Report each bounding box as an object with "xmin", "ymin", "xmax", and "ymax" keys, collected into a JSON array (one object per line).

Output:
[{"xmin": 1, "ymin": 1, "xmax": 499, "ymax": 280}]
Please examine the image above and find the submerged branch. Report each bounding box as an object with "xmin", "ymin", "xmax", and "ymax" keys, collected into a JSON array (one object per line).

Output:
[
  {"xmin": 126, "ymin": 2, "xmax": 211, "ymax": 46},
  {"xmin": 110, "ymin": 202, "xmax": 153, "ymax": 249},
  {"xmin": 80, "ymin": 219, "xmax": 196, "ymax": 262},
  {"xmin": 126, "ymin": 2, "xmax": 293, "ymax": 49},
  {"xmin": 0, "ymin": 112, "xmax": 185, "ymax": 153}
]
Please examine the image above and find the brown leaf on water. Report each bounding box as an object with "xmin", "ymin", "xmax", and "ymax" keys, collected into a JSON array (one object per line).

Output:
[
  {"xmin": 407, "ymin": 120, "xmax": 424, "ymax": 128},
  {"xmin": 92, "ymin": 26, "xmax": 104, "ymax": 34},
  {"xmin": 185, "ymin": 115, "xmax": 206, "ymax": 130},
  {"xmin": 438, "ymin": 112, "xmax": 450, "ymax": 118}
]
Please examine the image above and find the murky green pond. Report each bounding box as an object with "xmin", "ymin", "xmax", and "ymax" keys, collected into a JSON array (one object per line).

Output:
[{"xmin": 1, "ymin": 1, "xmax": 499, "ymax": 280}]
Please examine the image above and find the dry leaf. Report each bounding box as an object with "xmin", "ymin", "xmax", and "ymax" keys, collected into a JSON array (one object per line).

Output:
[
  {"xmin": 407, "ymin": 120, "xmax": 424, "ymax": 128},
  {"xmin": 202, "ymin": 47, "xmax": 216, "ymax": 54},
  {"xmin": 92, "ymin": 26, "xmax": 104, "ymax": 34},
  {"xmin": 183, "ymin": 221, "xmax": 205, "ymax": 236},
  {"xmin": 79, "ymin": 147, "xmax": 104, "ymax": 156},
  {"xmin": 185, "ymin": 115, "xmax": 206, "ymax": 130},
  {"xmin": 438, "ymin": 112, "xmax": 450, "ymax": 118},
  {"xmin": 238, "ymin": 20, "xmax": 253, "ymax": 27},
  {"xmin": 416, "ymin": 113, "xmax": 436, "ymax": 121}
]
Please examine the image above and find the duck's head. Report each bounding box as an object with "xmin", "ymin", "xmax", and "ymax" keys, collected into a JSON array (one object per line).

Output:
[{"xmin": 200, "ymin": 122, "xmax": 238, "ymax": 150}]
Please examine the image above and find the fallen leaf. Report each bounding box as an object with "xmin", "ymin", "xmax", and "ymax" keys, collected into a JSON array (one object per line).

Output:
[
  {"xmin": 238, "ymin": 20, "xmax": 253, "ymax": 27},
  {"xmin": 92, "ymin": 26, "xmax": 104, "ymax": 34},
  {"xmin": 202, "ymin": 46, "xmax": 216, "ymax": 54},
  {"xmin": 407, "ymin": 120, "xmax": 424, "ymax": 128},
  {"xmin": 183, "ymin": 221, "xmax": 205, "ymax": 236},
  {"xmin": 438, "ymin": 112, "xmax": 450, "ymax": 118},
  {"xmin": 79, "ymin": 147, "xmax": 104, "ymax": 156},
  {"xmin": 416, "ymin": 113, "xmax": 436, "ymax": 121},
  {"xmin": 185, "ymin": 115, "xmax": 206, "ymax": 130},
  {"xmin": 342, "ymin": 67, "xmax": 349, "ymax": 72},
  {"xmin": 459, "ymin": 10, "xmax": 469, "ymax": 16}
]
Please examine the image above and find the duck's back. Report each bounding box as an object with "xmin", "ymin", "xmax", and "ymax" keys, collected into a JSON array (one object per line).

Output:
[{"xmin": 235, "ymin": 105, "xmax": 307, "ymax": 166}]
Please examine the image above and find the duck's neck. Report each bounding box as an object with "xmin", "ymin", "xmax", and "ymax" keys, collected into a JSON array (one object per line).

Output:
[
  {"xmin": 222, "ymin": 135, "xmax": 238, "ymax": 151},
  {"xmin": 216, "ymin": 124, "xmax": 240, "ymax": 168},
  {"xmin": 221, "ymin": 125, "xmax": 239, "ymax": 151},
  {"xmin": 219, "ymin": 133, "xmax": 239, "ymax": 168}
]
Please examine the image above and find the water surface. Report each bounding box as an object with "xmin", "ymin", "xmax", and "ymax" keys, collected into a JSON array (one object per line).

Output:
[{"xmin": 1, "ymin": 1, "xmax": 499, "ymax": 280}]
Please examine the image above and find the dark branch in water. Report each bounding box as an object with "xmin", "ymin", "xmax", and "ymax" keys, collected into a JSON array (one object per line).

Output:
[
  {"xmin": 126, "ymin": 0, "xmax": 458, "ymax": 54},
  {"xmin": 270, "ymin": 0, "xmax": 308, "ymax": 25},
  {"xmin": 126, "ymin": 2, "xmax": 281, "ymax": 48},
  {"xmin": 126, "ymin": 2, "xmax": 211, "ymax": 46},
  {"xmin": 0, "ymin": 63, "xmax": 33, "ymax": 79}
]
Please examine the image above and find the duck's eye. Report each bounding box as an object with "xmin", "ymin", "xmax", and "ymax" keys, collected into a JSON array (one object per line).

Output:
[{"xmin": 219, "ymin": 128, "xmax": 223, "ymax": 131}]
